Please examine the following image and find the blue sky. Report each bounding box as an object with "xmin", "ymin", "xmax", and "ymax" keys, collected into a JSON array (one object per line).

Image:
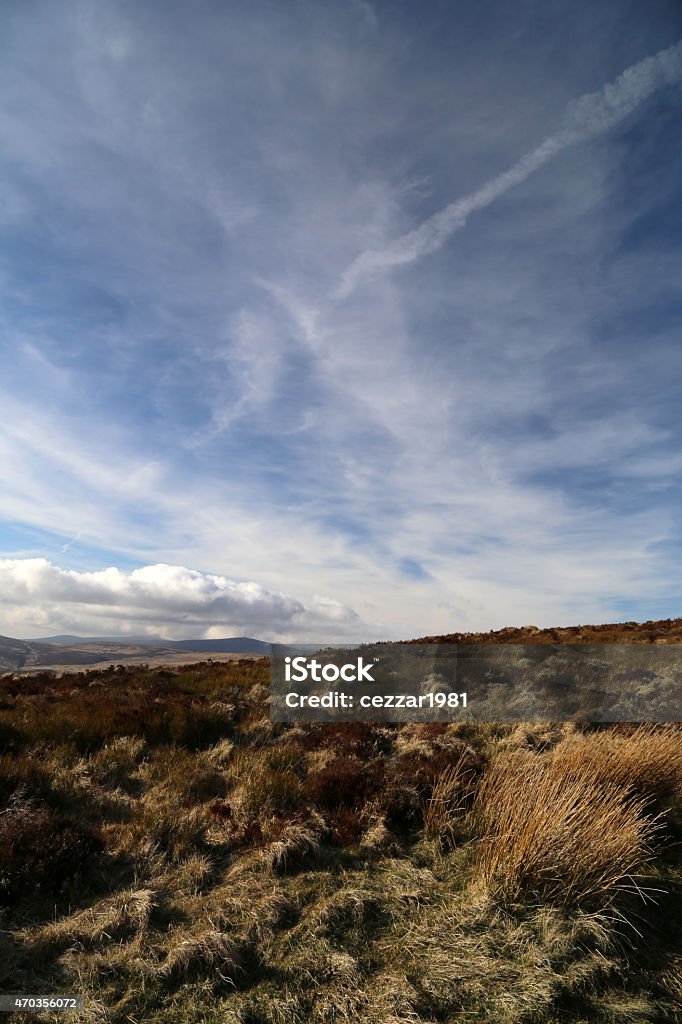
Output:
[{"xmin": 1, "ymin": 0, "xmax": 681, "ymax": 641}]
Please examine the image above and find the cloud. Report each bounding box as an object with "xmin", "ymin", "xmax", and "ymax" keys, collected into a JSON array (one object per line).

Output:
[
  {"xmin": 0, "ymin": 559, "xmax": 369, "ymax": 642},
  {"xmin": 336, "ymin": 38, "xmax": 682, "ymax": 297},
  {"xmin": 0, "ymin": 2, "xmax": 681, "ymax": 640}
]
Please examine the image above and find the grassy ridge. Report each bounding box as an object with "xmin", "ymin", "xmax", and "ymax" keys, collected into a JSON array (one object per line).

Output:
[
  {"xmin": 0, "ymin": 660, "xmax": 680, "ymax": 1023},
  {"xmin": 412, "ymin": 615, "xmax": 682, "ymax": 644}
]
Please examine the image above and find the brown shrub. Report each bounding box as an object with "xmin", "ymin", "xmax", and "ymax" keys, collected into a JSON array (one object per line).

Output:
[
  {"xmin": 301, "ymin": 778, "xmax": 377, "ymax": 845},
  {"xmin": 324, "ymin": 806, "xmax": 366, "ymax": 846},
  {"xmin": 300, "ymin": 722, "xmax": 389, "ymax": 757},
  {"xmin": 302, "ymin": 754, "xmax": 384, "ymax": 811},
  {"xmin": 298, "ymin": 743, "xmax": 485, "ymax": 841},
  {"xmin": 208, "ymin": 798, "xmax": 233, "ymax": 819},
  {"xmin": 0, "ymin": 662, "xmax": 256, "ymax": 752},
  {"xmin": 392, "ymin": 743, "xmax": 481, "ymax": 793},
  {"xmin": 383, "ymin": 743, "xmax": 484, "ymax": 832},
  {"xmin": 0, "ymin": 801, "xmax": 102, "ymax": 905}
]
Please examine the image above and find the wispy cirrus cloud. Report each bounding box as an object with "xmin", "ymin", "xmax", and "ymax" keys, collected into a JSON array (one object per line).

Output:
[
  {"xmin": 1, "ymin": 0, "xmax": 681, "ymax": 640},
  {"xmin": 337, "ymin": 38, "xmax": 682, "ymax": 297}
]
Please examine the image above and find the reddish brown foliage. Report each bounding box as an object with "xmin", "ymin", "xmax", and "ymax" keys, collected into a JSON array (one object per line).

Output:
[
  {"xmin": 0, "ymin": 661, "xmax": 268, "ymax": 752},
  {"xmin": 0, "ymin": 802, "xmax": 103, "ymax": 905},
  {"xmin": 302, "ymin": 754, "xmax": 385, "ymax": 810},
  {"xmin": 325, "ymin": 807, "xmax": 366, "ymax": 845},
  {"xmin": 413, "ymin": 615, "xmax": 682, "ymax": 645},
  {"xmin": 299, "ymin": 722, "xmax": 388, "ymax": 757},
  {"xmin": 208, "ymin": 798, "xmax": 233, "ymax": 819},
  {"xmin": 392, "ymin": 742, "xmax": 484, "ymax": 791}
]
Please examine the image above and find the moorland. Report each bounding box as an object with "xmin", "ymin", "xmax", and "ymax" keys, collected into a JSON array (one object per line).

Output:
[{"xmin": 0, "ymin": 620, "xmax": 680, "ymax": 1023}]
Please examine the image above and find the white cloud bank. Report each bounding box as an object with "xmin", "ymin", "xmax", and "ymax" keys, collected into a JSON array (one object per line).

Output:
[{"xmin": 0, "ymin": 559, "xmax": 368, "ymax": 642}]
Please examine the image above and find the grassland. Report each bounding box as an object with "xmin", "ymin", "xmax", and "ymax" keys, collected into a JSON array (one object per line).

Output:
[{"xmin": 0, "ymin": 656, "xmax": 680, "ymax": 1023}]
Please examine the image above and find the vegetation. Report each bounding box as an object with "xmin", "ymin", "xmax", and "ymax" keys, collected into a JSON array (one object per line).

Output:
[
  {"xmin": 413, "ymin": 615, "xmax": 682, "ymax": 644},
  {"xmin": 0, "ymin": 659, "xmax": 680, "ymax": 1023}
]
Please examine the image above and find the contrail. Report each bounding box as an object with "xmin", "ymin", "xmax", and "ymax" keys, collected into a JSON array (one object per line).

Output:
[{"xmin": 336, "ymin": 39, "xmax": 682, "ymax": 299}]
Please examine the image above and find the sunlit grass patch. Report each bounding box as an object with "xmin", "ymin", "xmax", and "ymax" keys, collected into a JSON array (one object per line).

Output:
[
  {"xmin": 473, "ymin": 750, "xmax": 663, "ymax": 912},
  {"xmin": 551, "ymin": 724, "xmax": 682, "ymax": 805}
]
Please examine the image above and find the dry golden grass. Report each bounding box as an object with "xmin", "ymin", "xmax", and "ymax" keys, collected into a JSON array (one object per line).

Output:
[
  {"xmin": 159, "ymin": 929, "xmax": 243, "ymax": 985},
  {"xmin": 0, "ymin": 660, "xmax": 680, "ymax": 1023},
  {"xmin": 551, "ymin": 724, "xmax": 682, "ymax": 803},
  {"xmin": 255, "ymin": 813, "xmax": 324, "ymax": 872},
  {"xmin": 422, "ymin": 749, "xmax": 477, "ymax": 844},
  {"xmin": 31, "ymin": 887, "xmax": 158, "ymax": 958},
  {"xmin": 473, "ymin": 750, "xmax": 663, "ymax": 911}
]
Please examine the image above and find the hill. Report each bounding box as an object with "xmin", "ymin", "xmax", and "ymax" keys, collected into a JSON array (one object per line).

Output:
[
  {"xmin": 170, "ymin": 636, "xmax": 272, "ymax": 654},
  {"xmin": 413, "ymin": 615, "xmax": 682, "ymax": 644},
  {"xmin": 35, "ymin": 635, "xmax": 271, "ymax": 652},
  {"xmin": 35, "ymin": 634, "xmax": 173, "ymax": 645},
  {"xmin": 0, "ymin": 635, "xmax": 271, "ymax": 673}
]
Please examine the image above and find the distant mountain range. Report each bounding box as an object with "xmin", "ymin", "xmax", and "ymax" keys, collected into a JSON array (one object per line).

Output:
[
  {"xmin": 1, "ymin": 617, "xmax": 681, "ymax": 675},
  {"xmin": 36, "ymin": 634, "xmax": 272, "ymax": 653},
  {"xmin": 0, "ymin": 635, "xmax": 272, "ymax": 673},
  {"xmin": 37, "ymin": 634, "xmax": 174, "ymax": 644}
]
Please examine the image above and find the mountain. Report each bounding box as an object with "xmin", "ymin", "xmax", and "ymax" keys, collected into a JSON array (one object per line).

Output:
[
  {"xmin": 36, "ymin": 634, "xmax": 172, "ymax": 645},
  {"xmin": 0, "ymin": 635, "xmax": 74, "ymax": 673},
  {"xmin": 35, "ymin": 634, "xmax": 269, "ymax": 652},
  {"xmin": 0, "ymin": 634, "xmax": 271, "ymax": 673},
  {"xmin": 170, "ymin": 637, "xmax": 272, "ymax": 654}
]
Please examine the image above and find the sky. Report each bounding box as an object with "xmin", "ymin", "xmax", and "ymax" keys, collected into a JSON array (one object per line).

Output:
[{"xmin": 1, "ymin": 0, "xmax": 682, "ymax": 642}]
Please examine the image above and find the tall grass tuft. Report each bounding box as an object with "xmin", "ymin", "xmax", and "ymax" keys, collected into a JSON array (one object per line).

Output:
[
  {"xmin": 474, "ymin": 751, "xmax": 662, "ymax": 911},
  {"xmin": 423, "ymin": 750, "xmax": 477, "ymax": 845},
  {"xmin": 551, "ymin": 725, "xmax": 682, "ymax": 805}
]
